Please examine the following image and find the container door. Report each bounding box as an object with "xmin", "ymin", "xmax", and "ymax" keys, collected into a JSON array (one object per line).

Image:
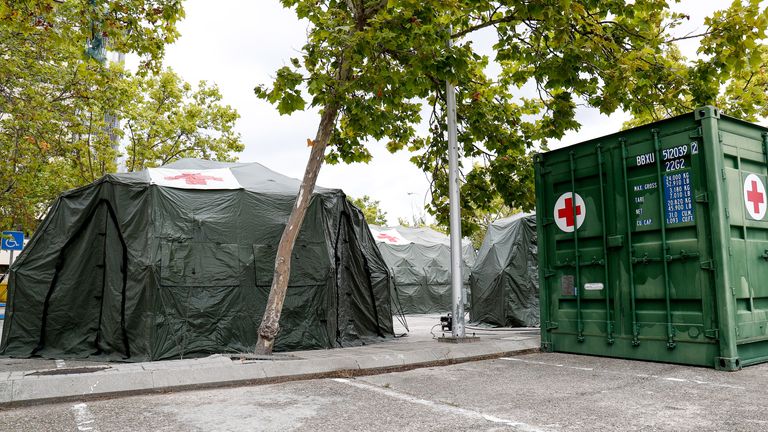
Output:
[
  {"xmin": 538, "ymin": 144, "xmax": 619, "ymax": 351},
  {"xmin": 720, "ymin": 120, "xmax": 768, "ymax": 366},
  {"xmin": 618, "ymin": 125, "xmax": 719, "ymax": 366}
]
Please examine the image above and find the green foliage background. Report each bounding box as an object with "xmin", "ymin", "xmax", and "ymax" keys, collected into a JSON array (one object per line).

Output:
[
  {"xmin": 0, "ymin": 0, "xmax": 243, "ymax": 232},
  {"xmin": 256, "ymin": 0, "xmax": 768, "ymax": 235},
  {"xmin": 349, "ymin": 194, "xmax": 388, "ymax": 225}
]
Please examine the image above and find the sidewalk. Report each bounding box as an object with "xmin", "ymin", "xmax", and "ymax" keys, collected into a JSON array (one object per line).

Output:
[{"xmin": 0, "ymin": 315, "xmax": 540, "ymax": 406}]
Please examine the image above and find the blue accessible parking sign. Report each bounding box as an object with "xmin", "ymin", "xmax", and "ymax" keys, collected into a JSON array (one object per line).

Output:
[{"xmin": 1, "ymin": 231, "xmax": 24, "ymax": 251}]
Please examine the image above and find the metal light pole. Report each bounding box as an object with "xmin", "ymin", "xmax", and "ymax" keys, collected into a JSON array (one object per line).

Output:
[
  {"xmin": 445, "ymin": 35, "xmax": 465, "ymax": 339},
  {"xmin": 407, "ymin": 192, "xmax": 418, "ymax": 226}
]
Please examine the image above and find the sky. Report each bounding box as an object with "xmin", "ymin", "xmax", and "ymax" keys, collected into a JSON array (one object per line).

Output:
[{"xmin": 146, "ymin": 1, "xmax": 732, "ymax": 225}]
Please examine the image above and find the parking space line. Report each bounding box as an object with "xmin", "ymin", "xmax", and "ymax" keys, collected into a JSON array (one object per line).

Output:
[
  {"xmin": 501, "ymin": 357, "xmax": 593, "ymax": 371},
  {"xmin": 330, "ymin": 378, "xmax": 546, "ymax": 432},
  {"xmin": 71, "ymin": 403, "xmax": 99, "ymax": 432},
  {"xmin": 500, "ymin": 357, "xmax": 744, "ymax": 389}
]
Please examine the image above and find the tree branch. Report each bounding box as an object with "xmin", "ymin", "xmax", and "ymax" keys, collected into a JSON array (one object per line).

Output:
[
  {"xmin": 664, "ymin": 31, "xmax": 713, "ymax": 43},
  {"xmin": 363, "ymin": 0, "xmax": 388, "ymax": 18},
  {"xmin": 452, "ymin": 12, "xmax": 519, "ymax": 39}
]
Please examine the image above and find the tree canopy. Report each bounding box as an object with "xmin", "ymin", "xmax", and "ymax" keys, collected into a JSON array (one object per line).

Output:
[
  {"xmin": 256, "ymin": 0, "xmax": 768, "ymax": 235},
  {"xmin": 0, "ymin": 1, "xmax": 242, "ymax": 232},
  {"xmin": 123, "ymin": 69, "xmax": 242, "ymax": 173},
  {"xmin": 349, "ymin": 195, "xmax": 388, "ymax": 225},
  {"xmin": 625, "ymin": 0, "xmax": 768, "ymax": 125}
]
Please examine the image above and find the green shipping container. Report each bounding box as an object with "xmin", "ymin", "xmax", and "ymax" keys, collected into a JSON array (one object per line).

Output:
[{"xmin": 535, "ymin": 106, "xmax": 768, "ymax": 370}]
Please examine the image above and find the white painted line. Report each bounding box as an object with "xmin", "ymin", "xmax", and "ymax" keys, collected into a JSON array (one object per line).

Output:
[
  {"xmin": 330, "ymin": 378, "xmax": 546, "ymax": 432},
  {"xmin": 71, "ymin": 403, "xmax": 100, "ymax": 432},
  {"xmin": 500, "ymin": 357, "xmax": 745, "ymax": 389},
  {"xmin": 55, "ymin": 360, "xmax": 66, "ymax": 369},
  {"xmin": 501, "ymin": 357, "xmax": 593, "ymax": 371}
]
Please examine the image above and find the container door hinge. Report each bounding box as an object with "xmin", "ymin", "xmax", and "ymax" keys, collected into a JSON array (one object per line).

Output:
[
  {"xmin": 722, "ymin": 168, "xmax": 727, "ymax": 180},
  {"xmin": 731, "ymin": 286, "xmax": 736, "ymax": 296},
  {"xmin": 545, "ymin": 321, "xmax": 559, "ymax": 330},
  {"xmin": 700, "ymin": 260, "xmax": 715, "ymax": 271},
  {"xmin": 695, "ymin": 193, "xmax": 708, "ymax": 203},
  {"xmin": 704, "ymin": 329, "xmax": 719, "ymax": 339}
]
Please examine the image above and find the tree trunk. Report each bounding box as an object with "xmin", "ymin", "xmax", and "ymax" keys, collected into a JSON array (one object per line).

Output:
[{"xmin": 254, "ymin": 103, "xmax": 339, "ymax": 355}]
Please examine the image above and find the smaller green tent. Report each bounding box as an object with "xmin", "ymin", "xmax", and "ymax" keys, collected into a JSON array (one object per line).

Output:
[
  {"xmin": 0, "ymin": 159, "xmax": 394, "ymax": 361},
  {"xmin": 371, "ymin": 226, "xmax": 475, "ymax": 314},
  {"xmin": 470, "ymin": 213, "xmax": 539, "ymax": 327}
]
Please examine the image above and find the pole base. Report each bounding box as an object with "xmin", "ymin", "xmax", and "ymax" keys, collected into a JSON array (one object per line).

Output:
[{"xmin": 437, "ymin": 335, "xmax": 481, "ymax": 344}]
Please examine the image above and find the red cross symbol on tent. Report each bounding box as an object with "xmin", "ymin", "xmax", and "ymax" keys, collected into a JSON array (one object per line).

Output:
[
  {"xmin": 377, "ymin": 233, "xmax": 401, "ymax": 243},
  {"xmin": 553, "ymin": 192, "xmax": 586, "ymax": 232},
  {"xmin": 743, "ymin": 174, "xmax": 767, "ymax": 220},
  {"xmin": 164, "ymin": 172, "xmax": 224, "ymax": 186}
]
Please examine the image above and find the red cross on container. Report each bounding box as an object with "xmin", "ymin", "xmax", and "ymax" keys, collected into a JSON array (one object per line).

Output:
[
  {"xmin": 164, "ymin": 173, "xmax": 224, "ymax": 185},
  {"xmin": 747, "ymin": 180, "xmax": 764, "ymax": 214},
  {"xmin": 554, "ymin": 192, "xmax": 586, "ymax": 232},
  {"xmin": 743, "ymin": 173, "xmax": 767, "ymax": 220},
  {"xmin": 557, "ymin": 197, "xmax": 582, "ymax": 227}
]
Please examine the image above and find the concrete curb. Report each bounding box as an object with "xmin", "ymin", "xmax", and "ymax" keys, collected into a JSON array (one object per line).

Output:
[{"xmin": 0, "ymin": 338, "xmax": 539, "ymax": 408}]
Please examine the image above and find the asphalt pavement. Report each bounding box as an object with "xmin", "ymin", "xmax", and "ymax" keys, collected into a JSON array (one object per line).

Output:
[
  {"xmin": 1, "ymin": 314, "xmax": 767, "ymax": 430},
  {"xmin": 1, "ymin": 351, "xmax": 766, "ymax": 431}
]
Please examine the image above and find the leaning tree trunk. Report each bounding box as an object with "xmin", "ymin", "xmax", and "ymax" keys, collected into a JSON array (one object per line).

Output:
[
  {"xmin": 254, "ymin": 0, "xmax": 377, "ymax": 355},
  {"xmin": 254, "ymin": 104, "xmax": 339, "ymax": 355}
]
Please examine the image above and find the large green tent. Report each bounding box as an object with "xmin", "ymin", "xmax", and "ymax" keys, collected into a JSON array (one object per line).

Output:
[
  {"xmin": 371, "ymin": 226, "xmax": 475, "ymax": 314},
  {"xmin": 470, "ymin": 213, "xmax": 539, "ymax": 327},
  {"xmin": 0, "ymin": 159, "xmax": 394, "ymax": 361}
]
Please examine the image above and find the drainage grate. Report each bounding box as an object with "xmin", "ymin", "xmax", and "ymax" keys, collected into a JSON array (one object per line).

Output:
[
  {"xmin": 225, "ymin": 353, "xmax": 302, "ymax": 362},
  {"xmin": 27, "ymin": 366, "xmax": 112, "ymax": 376}
]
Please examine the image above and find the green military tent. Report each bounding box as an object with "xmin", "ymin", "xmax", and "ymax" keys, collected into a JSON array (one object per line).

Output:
[
  {"xmin": 0, "ymin": 159, "xmax": 394, "ymax": 361},
  {"xmin": 371, "ymin": 225, "xmax": 475, "ymax": 314},
  {"xmin": 470, "ymin": 213, "xmax": 539, "ymax": 327}
]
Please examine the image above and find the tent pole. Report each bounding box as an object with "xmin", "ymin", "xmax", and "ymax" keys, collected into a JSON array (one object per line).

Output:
[{"xmin": 445, "ymin": 31, "xmax": 465, "ymax": 338}]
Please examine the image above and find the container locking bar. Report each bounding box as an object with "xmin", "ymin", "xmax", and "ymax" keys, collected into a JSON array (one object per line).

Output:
[
  {"xmin": 554, "ymin": 258, "xmax": 604, "ymax": 268},
  {"xmin": 621, "ymin": 139, "xmax": 641, "ymax": 346},
  {"xmin": 631, "ymin": 250, "xmax": 701, "ymax": 264},
  {"xmin": 597, "ymin": 144, "xmax": 614, "ymax": 344},
  {"xmin": 652, "ymin": 129, "xmax": 676, "ymax": 350},
  {"xmin": 570, "ymin": 151, "xmax": 585, "ymax": 343},
  {"xmin": 763, "ymin": 135, "xmax": 768, "ymax": 258}
]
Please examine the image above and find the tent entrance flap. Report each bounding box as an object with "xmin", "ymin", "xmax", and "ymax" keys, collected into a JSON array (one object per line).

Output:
[
  {"xmin": 34, "ymin": 200, "xmax": 129, "ymax": 358},
  {"xmin": 335, "ymin": 211, "xmax": 384, "ymax": 345}
]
